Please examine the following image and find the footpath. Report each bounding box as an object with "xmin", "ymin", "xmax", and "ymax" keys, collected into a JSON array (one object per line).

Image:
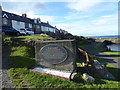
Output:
[
  {"xmin": 1, "ymin": 46, "xmax": 15, "ymax": 89},
  {"xmin": 85, "ymin": 42, "xmax": 120, "ymax": 68}
]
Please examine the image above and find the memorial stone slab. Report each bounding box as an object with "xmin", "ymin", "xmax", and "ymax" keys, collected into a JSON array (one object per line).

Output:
[{"xmin": 35, "ymin": 39, "xmax": 77, "ymax": 72}]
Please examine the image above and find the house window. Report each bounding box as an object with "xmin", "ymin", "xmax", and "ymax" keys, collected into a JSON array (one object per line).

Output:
[
  {"xmin": 38, "ymin": 21, "xmax": 41, "ymax": 23},
  {"xmin": 3, "ymin": 18, "xmax": 8, "ymax": 25},
  {"xmin": 34, "ymin": 19, "xmax": 37, "ymax": 23},
  {"xmin": 29, "ymin": 23, "xmax": 32, "ymax": 28},
  {"xmin": 17, "ymin": 21, "xmax": 20, "ymax": 25},
  {"xmin": 36, "ymin": 25, "xmax": 40, "ymax": 29}
]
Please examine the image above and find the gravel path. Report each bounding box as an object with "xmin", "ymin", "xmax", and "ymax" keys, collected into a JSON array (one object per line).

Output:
[
  {"xmin": 1, "ymin": 46, "xmax": 15, "ymax": 89},
  {"xmin": 85, "ymin": 42, "xmax": 120, "ymax": 68}
]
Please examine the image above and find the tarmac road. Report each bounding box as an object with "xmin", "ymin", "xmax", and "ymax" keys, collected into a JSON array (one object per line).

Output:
[{"xmin": 85, "ymin": 42, "xmax": 120, "ymax": 68}]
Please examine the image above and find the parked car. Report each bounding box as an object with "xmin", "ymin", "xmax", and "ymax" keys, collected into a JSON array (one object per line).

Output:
[
  {"xmin": 19, "ymin": 28, "xmax": 27, "ymax": 35},
  {"xmin": 25, "ymin": 28, "xmax": 34, "ymax": 35},
  {"xmin": 1, "ymin": 26, "xmax": 20, "ymax": 36}
]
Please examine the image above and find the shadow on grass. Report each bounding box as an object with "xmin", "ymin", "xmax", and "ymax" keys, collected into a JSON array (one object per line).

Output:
[
  {"xmin": 9, "ymin": 56, "xmax": 36, "ymax": 69},
  {"xmin": 109, "ymin": 55, "xmax": 120, "ymax": 57},
  {"xmin": 97, "ymin": 54, "xmax": 120, "ymax": 57},
  {"xmin": 76, "ymin": 63, "xmax": 120, "ymax": 85},
  {"xmin": 12, "ymin": 37, "xmax": 26, "ymax": 41},
  {"xmin": 77, "ymin": 67, "xmax": 107, "ymax": 84},
  {"xmin": 107, "ymin": 67, "xmax": 120, "ymax": 81}
]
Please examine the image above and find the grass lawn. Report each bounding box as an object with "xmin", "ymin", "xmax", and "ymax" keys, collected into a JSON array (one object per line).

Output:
[
  {"xmin": 16, "ymin": 34, "xmax": 54, "ymax": 41},
  {"xmin": 94, "ymin": 42, "xmax": 106, "ymax": 52},
  {"xmin": 2, "ymin": 35, "xmax": 120, "ymax": 88},
  {"xmin": 104, "ymin": 51, "xmax": 120, "ymax": 58},
  {"xmin": 9, "ymin": 45, "xmax": 120, "ymax": 88}
]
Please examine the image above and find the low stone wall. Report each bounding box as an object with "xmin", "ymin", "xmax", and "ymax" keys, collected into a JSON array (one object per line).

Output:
[{"xmin": 94, "ymin": 38, "xmax": 119, "ymax": 44}]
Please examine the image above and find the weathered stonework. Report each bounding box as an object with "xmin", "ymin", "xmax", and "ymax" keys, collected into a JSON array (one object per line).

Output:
[{"xmin": 35, "ymin": 39, "xmax": 77, "ymax": 72}]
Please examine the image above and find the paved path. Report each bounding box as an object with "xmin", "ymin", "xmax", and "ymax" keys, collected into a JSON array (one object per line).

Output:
[
  {"xmin": 1, "ymin": 46, "xmax": 15, "ymax": 89},
  {"xmin": 85, "ymin": 42, "xmax": 120, "ymax": 68}
]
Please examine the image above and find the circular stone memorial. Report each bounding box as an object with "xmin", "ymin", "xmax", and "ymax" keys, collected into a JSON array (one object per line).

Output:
[{"xmin": 40, "ymin": 44, "xmax": 68, "ymax": 64}]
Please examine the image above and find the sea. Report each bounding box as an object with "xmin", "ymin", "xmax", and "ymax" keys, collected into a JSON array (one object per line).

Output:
[
  {"xmin": 87, "ymin": 35, "xmax": 120, "ymax": 38},
  {"xmin": 86, "ymin": 35, "xmax": 120, "ymax": 52}
]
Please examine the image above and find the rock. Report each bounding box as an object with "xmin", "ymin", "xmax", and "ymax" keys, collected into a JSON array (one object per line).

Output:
[
  {"xmin": 98, "ymin": 40, "xmax": 113, "ymax": 51},
  {"xmin": 82, "ymin": 73, "xmax": 95, "ymax": 83},
  {"xmin": 101, "ymin": 40, "xmax": 113, "ymax": 47}
]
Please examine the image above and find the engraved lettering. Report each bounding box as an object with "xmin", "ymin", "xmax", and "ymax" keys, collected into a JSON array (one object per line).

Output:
[{"xmin": 40, "ymin": 44, "xmax": 68, "ymax": 64}]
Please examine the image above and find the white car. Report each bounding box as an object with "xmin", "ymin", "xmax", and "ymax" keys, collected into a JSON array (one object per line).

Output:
[
  {"xmin": 25, "ymin": 28, "xmax": 34, "ymax": 35},
  {"xmin": 19, "ymin": 28, "xmax": 27, "ymax": 35}
]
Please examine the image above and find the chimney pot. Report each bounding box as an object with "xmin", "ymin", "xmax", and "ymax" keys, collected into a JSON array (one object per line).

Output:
[{"xmin": 22, "ymin": 13, "xmax": 27, "ymax": 18}]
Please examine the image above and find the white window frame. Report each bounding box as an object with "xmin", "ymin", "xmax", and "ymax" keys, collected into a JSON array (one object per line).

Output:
[
  {"xmin": 29, "ymin": 23, "xmax": 32, "ymax": 28},
  {"xmin": 17, "ymin": 21, "xmax": 20, "ymax": 25},
  {"xmin": 3, "ymin": 18, "xmax": 8, "ymax": 25}
]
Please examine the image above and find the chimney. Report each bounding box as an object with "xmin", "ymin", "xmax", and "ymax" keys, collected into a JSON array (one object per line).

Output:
[
  {"xmin": 37, "ymin": 18, "xmax": 41, "ymax": 21},
  {"xmin": 0, "ymin": 5, "xmax": 2, "ymax": 10},
  {"xmin": 37, "ymin": 18, "xmax": 41, "ymax": 23},
  {"xmin": 47, "ymin": 21, "xmax": 49, "ymax": 24},
  {"xmin": 22, "ymin": 13, "xmax": 27, "ymax": 18}
]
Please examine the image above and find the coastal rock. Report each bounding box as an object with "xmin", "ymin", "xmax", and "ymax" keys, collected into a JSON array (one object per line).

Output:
[
  {"xmin": 99, "ymin": 40, "xmax": 113, "ymax": 51},
  {"xmin": 102, "ymin": 40, "xmax": 113, "ymax": 45}
]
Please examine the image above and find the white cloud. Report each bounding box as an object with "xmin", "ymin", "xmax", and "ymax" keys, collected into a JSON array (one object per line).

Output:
[
  {"xmin": 55, "ymin": 23, "xmax": 71, "ymax": 30},
  {"xmin": 56, "ymin": 13, "xmax": 117, "ymax": 36},
  {"xmin": 101, "ymin": 15, "xmax": 113, "ymax": 18},
  {"xmin": 67, "ymin": 0, "xmax": 103, "ymax": 11},
  {"xmin": 1, "ymin": 1, "xmax": 118, "ymax": 36},
  {"xmin": 1, "ymin": 2, "xmax": 55, "ymax": 23},
  {"xmin": 64, "ymin": 11, "xmax": 90, "ymax": 20},
  {"xmin": 93, "ymin": 20, "xmax": 108, "ymax": 25},
  {"xmin": 27, "ymin": 13, "xmax": 55, "ymax": 23},
  {"xmin": 93, "ymin": 14, "xmax": 117, "ymax": 25},
  {"xmin": 1, "ymin": 0, "xmax": 119, "ymax": 2}
]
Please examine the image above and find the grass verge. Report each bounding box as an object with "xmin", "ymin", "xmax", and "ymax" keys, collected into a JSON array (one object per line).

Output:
[
  {"xmin": 2, "ymin": 35, "xmax": 120, "ymax": 88},
  {"xmin": 104, "ymin": 51, "xmax": 120, "ymax": 58}
]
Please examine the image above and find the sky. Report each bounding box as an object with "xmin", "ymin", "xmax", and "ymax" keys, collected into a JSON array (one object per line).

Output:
[{"xmin": 1, "ymin": 0, "xmax": 119, "ymax": 36}]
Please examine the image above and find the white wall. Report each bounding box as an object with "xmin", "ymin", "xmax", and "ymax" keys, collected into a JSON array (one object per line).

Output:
[
  {"xmin": 41, "ymin": 26, "xmax": 45, "ymax": 31},
  {"xmin": 53, "ymin": 29, "xmax": 56, "ymax": 33},
  {"xmin": 12, "ymin": 20, "xmax": 25, "ymax": 31},
  {"xmin": 49, "ymin": 28, "xmax": 53, "ymax": 32},
  {"xmin": 41, "ymin": 26, "xmax": 49, "ymax": 32}
]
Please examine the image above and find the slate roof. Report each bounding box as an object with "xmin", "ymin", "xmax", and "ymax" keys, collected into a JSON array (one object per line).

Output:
[
  {"xmin": 41, "ymin": 22, "xmax": 54, "ymax": 28},
  {"xmin": 2, "ymin": 10, "xmax": 68, "ymax": 33},
  {"xmin": 2, "ymin": 11, "xmax": 34, "ymax": 24}
]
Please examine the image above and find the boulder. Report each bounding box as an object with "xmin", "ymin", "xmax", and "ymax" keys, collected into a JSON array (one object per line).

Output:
[
  {"xmin": 82, "ymin": 73, "xmax": 95, "ymax": 83},
  {"xmin": 99, "ymin": 40, "xmax": 113, "ymax": 51}
]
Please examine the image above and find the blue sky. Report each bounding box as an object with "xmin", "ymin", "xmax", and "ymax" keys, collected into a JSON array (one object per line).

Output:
[{"xmin": 1, "ymin": 0, "xmax": 118, "ymax": 36}]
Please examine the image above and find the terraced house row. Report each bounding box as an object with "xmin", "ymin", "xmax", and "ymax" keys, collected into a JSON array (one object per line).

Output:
[{"xmin": 1, "ymin": 7, "xmax": 68, "ymax": 38}]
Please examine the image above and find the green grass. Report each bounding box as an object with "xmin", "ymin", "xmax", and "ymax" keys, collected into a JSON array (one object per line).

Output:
[
  {"xmin": 104, "ymin": 51, "xmax": 120, "ymax": 58},
  {"xmin": 16, "ymin": 34, "xmax": 54, "ymax": 41},
  {"xmin": 2, "ymin": 34, "xmax": 54, "ymax": 46},
  {"xmin": 8, "ymin": 46, "xmax": 85, "ymax": 88},
  {"xmin": 75, "ymin": 36, "xmax": 90, "ymax": 50},
  {"xmin": 9, "ymin": 46, "xmax": 117, "ymax": 89},
  {"xmin": 8, "ymin": 45, "xmax": 120, "ymax": 88},
  {"xmin": 3, "ymin": 35, "xmax": 120, "ymax": 88},
  {"xmin": 94, "ymin": 42, "xmax": 106, "ymax": 52}
]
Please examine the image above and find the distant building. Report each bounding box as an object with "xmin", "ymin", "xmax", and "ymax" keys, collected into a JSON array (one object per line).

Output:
[
  {"xmin": 2, "ymin": 11, "xmax": 34, "ymax": 32},
  {"xmin": 41, "ymin": 21, "xmax": 55, "ymax": 35},
  {"xmin": 32, "ymin": 18, "xmax": 41, "ymax": 34},
  {"xmin": 1, "ymin": 9, "xmax": 69, "ymax": 37}
]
